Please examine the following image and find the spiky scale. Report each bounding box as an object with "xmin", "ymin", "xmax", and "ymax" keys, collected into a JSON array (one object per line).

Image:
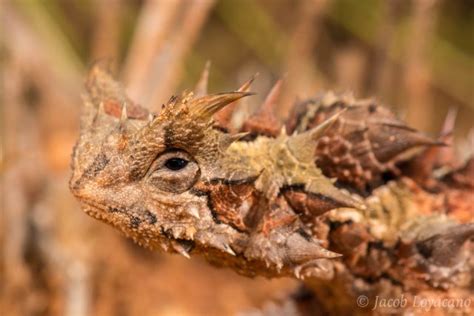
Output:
[
  {"xmin": 171, "ymin": 240, "xmax": 192, "ymax": 259},
  {"xmin": 214, "ymin": 74, "xmax": 257, "ymax": 132},
  {"xmin": 241, "ymin": 80, "xmax": 283, "ymax": 137},
  {"xmin": 416, "ymin": 222, "xmax": 474, "ymax": 267},
  {"xmin": 194, "ymin": 61, "xmax": 211, "ymax": 97},
  {"xmin": 120, "ymin": 103, "xmax": 128, "ymax": 122},
  {"xmin": 405, "ymin": 108, "xmax": 457, "ymax": 187},
  {"xmin": 287, "ymin": 92, "xmax": 442, "ymax": 191}
]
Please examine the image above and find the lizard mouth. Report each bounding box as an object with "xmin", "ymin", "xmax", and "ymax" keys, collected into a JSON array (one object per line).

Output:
[
  {"xmin": 79, "ymin": 199, "xmax": 108, "ymax": 219},
  {"xmin": 80, "ymin": 199, "xmax": 197, "ymax": 253},
  {"xmin": 79, "ymin": 198, "xmax": 133, "ymax": 228}
]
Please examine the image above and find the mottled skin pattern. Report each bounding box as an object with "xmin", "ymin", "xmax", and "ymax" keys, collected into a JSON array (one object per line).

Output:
[{"xmin": 70, "ymin": 64, "xmax": 473, "ymax": 315}]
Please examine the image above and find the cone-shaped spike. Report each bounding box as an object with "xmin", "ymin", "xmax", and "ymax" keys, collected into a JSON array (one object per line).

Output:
[
  {"xmin": 120, "ymin": 103, "xmax": 128, "ymax": 122},
  {"xmin": 441, "ymin": 107, "xmax": 458, "ymax": 138},
  {"xmin": 238, "ymin": 73, "xmax": 258, "ymax": 92},
  {"xmin": 171, "ymin": 240, "xmax": 192, "ymax": 259},
  {"xmin": 261, "ymin": 79, "xmax": 283, "ymax": 114},
  {"xmin": 194, "ymin": 61, "xmax": 211, "ymax": 97},
  {"xmin": 370, "ymin": 121, "xmax": 445, "ymax": 163},
  {"xmin": 186, "ymin": 206, "xmax": 200, "ymax": 219},
  {"xmin": 214, "ymin": 74, "xmax": 258, "ymax": 131},
  {"xmin": 223, "ymin": 244, "xmax": 236, "ymax": 256},
  {"xmin": 219, "ymin": 132, "xmax": 250, "ymax": 152},
  {"xmin": 117, "ymin": 103, "xmax": 129, "ymax": 137},
  {"xmin": 92, "ymin": 101, "xmax": 106, "ymax": 126},
  {"xmin": 307, "ymin": 109, "xmax": 345, "ymax": 140},
  {"xmin": 417, "ymin": 223, "xmax": 474, "ymax": 267},
  {"xmin": 241, "ymin": 79, "xmax": 283, "ymax": 137},
  {"xmin": 287, "ymin": 109, "xmax": 345, "ymax": 163},
  {"xmin": 411, "ymin": 107, "xmax": 458, "ymax": 180},
  {"xmin": 190, "ymin": 92, "xmax": 254, "ymax": 121},
  {"xmin": 286, "ymin": 233, "xmax": 341, "ymax": 265}
]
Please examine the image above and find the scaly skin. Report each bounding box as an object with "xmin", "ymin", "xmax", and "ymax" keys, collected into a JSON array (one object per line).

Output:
[{"xmin": 70, "ymin": 64, "xmax": 473, "ymax": 315}]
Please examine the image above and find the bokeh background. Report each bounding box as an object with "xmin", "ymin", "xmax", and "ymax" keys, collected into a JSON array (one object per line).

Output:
[{"xmin": 1, "ymin": 0, "xmax": 473, "ymax": 315}]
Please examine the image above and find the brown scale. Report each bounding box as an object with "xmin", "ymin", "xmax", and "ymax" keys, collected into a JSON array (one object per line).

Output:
[
  {"xmin": 193, "ymin": 181, "xmax": 259, "ymax": 232},
  {"xmin": 286, "ymin": 92, "xmax": 442, "ymax": 192},
  {"xmin": 282, "ymin": 188, "xmax": 351, "ymax": 217},
  {"xmin": 259, "ymin": 197, "xmax": 298, "ymax": 236}
]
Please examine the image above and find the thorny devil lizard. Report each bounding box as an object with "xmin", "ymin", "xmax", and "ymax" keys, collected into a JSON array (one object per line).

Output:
[{"xmin": 70, "ymin": 63, "xmax": 473, "ymax": 315}]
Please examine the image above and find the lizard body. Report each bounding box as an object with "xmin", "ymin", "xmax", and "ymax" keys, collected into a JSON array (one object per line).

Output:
[{"xmin": 70, "ymin": 64, "xmax": 473, "ymax": 314}]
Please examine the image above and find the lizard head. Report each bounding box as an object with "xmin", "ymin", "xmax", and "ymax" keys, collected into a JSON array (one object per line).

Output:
[
  {"xmin": 70, "ymin": 63, "xmax": 362, "ymax": 278},
  {"xmin": 70, "ymin": 64, "xmax": 252, "ymax": 252}
]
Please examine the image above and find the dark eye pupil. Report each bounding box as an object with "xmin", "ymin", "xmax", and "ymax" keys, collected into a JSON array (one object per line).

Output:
[{"xmin": 164, "ymin": 157, "xmax": 188, "ymax": 171}]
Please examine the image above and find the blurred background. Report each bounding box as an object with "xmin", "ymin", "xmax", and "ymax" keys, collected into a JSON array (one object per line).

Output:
[{"xmin": 1, "ymin": 0, "xmax": 473, "ymax": 315}]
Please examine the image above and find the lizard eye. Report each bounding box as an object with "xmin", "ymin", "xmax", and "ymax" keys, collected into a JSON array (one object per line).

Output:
[
  {"xmin": 164, "ymin": 157, "xmax": 189, "ymax": 171},
  {"xmin": 146, "ymin": 150, "xmax": 200, "ymax": 193}
]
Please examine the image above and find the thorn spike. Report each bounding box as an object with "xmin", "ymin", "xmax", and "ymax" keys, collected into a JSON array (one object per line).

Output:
[
  {"xmin": 261, "ymin": 79, "xmax": 283, "ymax": 114},
  {"xmin": 219, "ymin": 132, "xmax": 250, "ymax": 151},
  {"xmin": 214, "ymin": 242, "xmax": 236, "ymax": 256},
  {"xmin": 238, "ymin": 73, "xmax": 258, "ymax": 92},
  {"xmin": 171, "ymin": 240, "xmax": 191, "ymax": 259},
  {"xmin": 92, "ymin": 101, "xmax": 106, "ymax": 126},
  {"xmin": 214, "ymin": 75, "xmax": 258, "ymax": 131},
  {"xmin": 190, "ymin": 92, "xmax": 254, "ymax": 120},
  {"xmin": 441, "ymin": 107, "xmax": 458, "ymax": 139},
  {"xmin": 194, "ymin": 61, "xmax": 211, "ymax": 97},
  {"xmin": 308, "ymin": 108, "xmax": 346, "ymax": 140},
  {"xmin": 223, "ymin": 244, "xmax": 236, "ymax": 256},
  {"xmin": 120, "ymin": 103, "xmax": 128, "ymax": 122},
  {"xmin": 240, "ymin": 79, "xmax": 284, "ymax": 137},
  {"xmin": 187, "ymin": 206, "xmax": 200, "ymax": 219},
  {"xmin": 417, "ymin": 223, "xmax": 474, "ymax": 267},
  {"xmin": 287, "ymin": 109, "xmax": 346, "ymax": 164}
]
